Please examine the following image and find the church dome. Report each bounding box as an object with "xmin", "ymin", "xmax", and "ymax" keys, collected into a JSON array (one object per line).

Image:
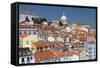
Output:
[
  {"xmin": 61, "ymin": 15, "xmax": 67, "ymax": 20},
  {"xmin": 61, "ymin": 12, "xmax": 67, "ymax": 20},
  {"xmin": 60, "ymin": 12, "xmax": 67, "ymax": 25}
]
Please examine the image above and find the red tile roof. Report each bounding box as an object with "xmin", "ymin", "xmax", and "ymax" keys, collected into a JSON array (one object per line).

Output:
[
  {"xmin": 34, "ymin": 49, "xmax": 64, "ymax": 61},
  {"xmin": 19, "ymin": 24, "xmax": 40, "ymax": 28},
  {"xmin": 34, "ymin": 41, "xmax": 51, "ymax": 47},
  {"xmin": 34, "ymin": 41, "xmax": 64, "ymax": 47},
  {"xmin": 64, "ymin": 49, "xmax": 80, "ymax": 56},
  {"xmin": 52, "ymin": 50, "xmax": 64, "ymax": 57},
  {"xmin": 19, "ymin": 34, "xmax": 29, "ymax": 38}
]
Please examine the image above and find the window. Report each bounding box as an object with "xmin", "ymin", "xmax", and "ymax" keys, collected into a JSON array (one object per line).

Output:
[
  {"xmin": 45, "ymin": 58, "xmax": 48, "ymax": 59},
  {"xmin": 40, "ymin": 47, "xmax": 43, "ymax": 50},
  {"xmin": 69, "ymin": 58, "xmax": 71, "ymax": 61},
  {"xmin": 31, "ymin": 48, "xmax": 34, "ymax": 50},
  {"xmin": 86, "ymin": 54, "xmax": 88, "ymax": 57},
  {"xmin": 27, "ymin": 57, "xmax": 30, "ymax": 63},
  {"xmin": 29, "ymin": 31, "xmax": 31, "ymax": 34},
  {"xmin": 40, "ymin": 50, "xmax": 43, "ymax": 52},
  {"xmin": 30, "ymin": 57, "xmax": 32, "ymax": 60},
  {"xmin": 52, "ymin": 45, "xmax": 54, "ymax": 48},
  {"xmin": 45, "ymin": 46, "xmax": 48, "ymax": 49},
  {"xmin": 89, "ymin": 52, "xmax": 92, "ymax": 54},
  {"xmin": 26, "ymin": 41, "xmax": 29, "ymax": 45},
  {"xmin": 89, "ymin": 48, "xmax": 92, "ymax": 50},
  {"xmin": 19, "ymin": 32, "xmax": 21, "ymax": 34},
  {"xmin": 89, "ymin": 55, "xmax": 92, "ymax": 57},
  {"xmin": 22, "ymin": 58, "xmax": 24, "ymax": 63},
  {"xmin": 37, "ymin": 47, "xmax": 39, "ymax": 50},
  {"xmin": 34, "ymin": 31, "xmax": 36, "ymax": 35},
  {"xmin": 24, "ymin": 31, "xmax": 26, "ymax": 34}
]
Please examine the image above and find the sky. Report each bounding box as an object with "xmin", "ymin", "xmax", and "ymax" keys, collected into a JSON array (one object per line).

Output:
[{"xmin": 19, "ymin": 4, "xmax": 96, "ymax": 29}]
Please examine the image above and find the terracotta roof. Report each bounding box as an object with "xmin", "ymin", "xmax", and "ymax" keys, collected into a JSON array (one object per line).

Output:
[
  {"xmin": 42, "ymin": 26, "xmax": 55, "ymax": 32},
  {"xmin": 34, "ymin": 41, "xmax": 64, "ymax": 47},
  {"xmin": 19, "ymin": 34, "xmax": 29, "ymax": 38},
  {"xmin": 19, "ymin": 24, "xmax": 40, "ymax": 28},
  {"xmin": 52, "ymin": 50, "xmax": 64, "ymax": 57},
  {"xmin": 51, "ymin": 41, "xmax": 64, "ymax": 45},
  {"xmin": 34, "ymin": 41, "xmax": 51, "ymax": 47},
  {"xmin": 64, "ymin": 49, "xmax": 80, "ymax": 56},
  {"xmin": 47, "ymin": 33, "xmax": 65, "ymax": 38},
  {"xmin": 34, "ymin": 49, "xmax": 64, "ymax": 61},
  {"xmin": 64, "ymin": 51, "xmax": 73, "ymax": 56}
]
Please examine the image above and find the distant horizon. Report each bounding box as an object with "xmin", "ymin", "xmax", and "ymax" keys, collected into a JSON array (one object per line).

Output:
[{"xmin": 19, "ymin": 4, "xmax": 96, "ymax": 29}]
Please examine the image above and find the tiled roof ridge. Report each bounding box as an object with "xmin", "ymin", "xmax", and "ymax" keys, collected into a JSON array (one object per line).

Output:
[{"xmin": 49, "ymin": 49, "xmax": 58, "ymax": 57}]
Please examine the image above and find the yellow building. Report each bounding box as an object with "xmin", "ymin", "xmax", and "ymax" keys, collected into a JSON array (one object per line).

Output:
[{"xmin": 19, "ymin": 34, "xmax": 38, "ymax": 52}]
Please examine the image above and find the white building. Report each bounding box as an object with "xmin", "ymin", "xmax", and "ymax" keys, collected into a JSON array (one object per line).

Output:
[
  {"xmin": 19, "ymin": 27, "xmax": 38, "ymax": 35},
  {"xmin": 84, "ymin": 41, "xmax": 96, "ymax": 60},
  {"xmin": 19, "ymin": 47, "xmax": 35, "ymax": 64},
  {"xmin": 56, "ymin": 36, "xmax": 64, "ymax": 42},
  {"xmin": 38, "ymin": 32, "xmax": 48, "ymax": 41},
  {"xmin": 48, "ymin": 36, "xmax": 55, "ymax": 42},
  {"xmin": 19, "ymin": 11, "xmax": 38, "ymax": 24},
  {"xmin": 60, "ymin": 53, "xmax": 79, "ymax": 61},
  {"xmin": 61, "ymin": 12, "xmax": 67, "ymax": 25},
  {"xmin": 65, "ymin": 26, "xmax": 72, "ymax": 32}
]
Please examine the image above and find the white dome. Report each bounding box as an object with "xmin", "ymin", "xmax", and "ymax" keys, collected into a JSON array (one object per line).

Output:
[
  {"xmin": 61, "ymin": 15, "xmax": 67, "ymax": 20},
  {"xmin": 61, "ymin": 12, "xmax": 67, "ymax": 25}
]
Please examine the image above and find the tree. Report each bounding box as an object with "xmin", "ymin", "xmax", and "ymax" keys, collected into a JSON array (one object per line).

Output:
[{"xmin": 25, "ymin": 16, "xmax": 30, "ymax": 22}]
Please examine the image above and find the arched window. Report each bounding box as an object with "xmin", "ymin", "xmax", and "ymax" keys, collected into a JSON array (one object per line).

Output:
[
  {"xmin": 27, "ymin": 57, "xmax": 30, "ymax": 63},
  {"xmin": 30, "ymin": 57, "xmax": 33, "ymax": 60},
  {"xmin": 22, "ymin": 58, "xmax": 24, "ymax": 63}
]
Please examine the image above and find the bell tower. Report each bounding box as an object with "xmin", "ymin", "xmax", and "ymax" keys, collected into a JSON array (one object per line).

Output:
[{"xmin": 61, "ymin": 12, "xmax": 67, "ymax": 25}]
